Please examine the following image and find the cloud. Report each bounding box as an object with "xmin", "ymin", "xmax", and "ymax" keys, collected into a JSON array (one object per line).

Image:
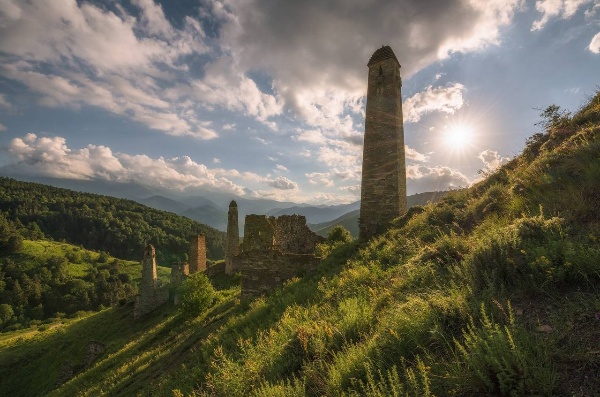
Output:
[
  {"xmin": 183, "ymin": 56, "xmax": 283, "ymax": 126},
  {"xmin": 275, "ymin": 164, "xmax": 288, "ymax": 172},
  {"xmin": 478, "ymin": 149, "xmax": 510, "ymax": 171},
  {"xmin": 205, "ymin": 0, "xmax": 521, "ymax": 153},
  {"xmin": 213, "ymin": 158, "xmax": 221, "ymax": 164},
  {"xmin": 531, "ymin": 0, "xmax": 594, "ymax": 31},
  {"xmin": 306, "ymin": 172, "xmax": 334, "ymax": 187},
  {"xmin": 589, "ymin": 32, "xmax": 600, "ymax": 53},
  {"xmin": 405, "ymin": 145, "xmax": 430, "ymax": 162},
  {"xmin": 265, "ymin": 176, "xmax": 298, "ymax": 190},
  {"xmin": 0, "ymin": 0, "xmax": 218, "ymax": 138},
  {"xmin": 403, "ymin": 83, "xmax": 466, "ymax": 123},
  {"xmin": 406, "ymin": 164, "xmax": 471, "ymax": 194},
  {"xmin": 0, "ymin": 123, "xmax": 6, "ymax": 131},
  {"xmin": 338, "ymin": 184, "xmax": 361, "ymax": 196},
  {"xmin": 3, "ymin": 133, "xmax": 246, "ymax": 194},
  {"xmin": 0, "ymin": 94, "xmax": 10, "ymax": 109}
]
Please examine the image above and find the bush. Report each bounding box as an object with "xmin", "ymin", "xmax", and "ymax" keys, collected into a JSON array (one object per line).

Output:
[
  {"xmin": 177, "ymin": 272, "xmax": 216, "ymax": 317},
  {"xmin": 315, "ymin": 226, "xmax": 353, "ymax": 257}
]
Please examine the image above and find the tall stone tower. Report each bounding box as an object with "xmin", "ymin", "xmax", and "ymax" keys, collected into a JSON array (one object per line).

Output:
[
  {"xmin": 189, "ymin": 234, "xmax": 206, "ymax": 273},
  {"xmin": 135, "ymin": 244, "xmax": 158, "ymax": 319},
  {"xmin": 225, "ymin": 200, "xmax": 240, "ymax": 275},
  {"xmin": 359, "ymin": 45, "xmax": 407, "ymax": 240}
]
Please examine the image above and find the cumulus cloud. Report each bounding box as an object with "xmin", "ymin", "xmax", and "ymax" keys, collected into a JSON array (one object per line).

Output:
[
  {"xmin": 403, "ymin": 83, "xmax": 466, "ymax": 123},
  {"xmin": 478, "ymin": 149, "xmax": 510, "ymax": 171},
  {"xmin": 306, "ymin": 172, "xmax": 334, "ymax": 187},
  {"xmin": 589, "ymin": 32, "xmax": 600, "ymax": 53},
  {"xmin": 3, "ymin": 133, "xmax": 246, "ymax": 193},
  {"xmin": 275, "ymin": 164, "xmax": 288, "ymax": 172},
  {"xmin": 405, "ymin": 145, "xmax": 430, "ymax": 162},
  {"xmin": 531, "ymin": 0, "xmax": 594, "ymax": 31},
  {"xmin": 406, "ymin": 164, "xmax": 471, "ymax": 194},
  {"xmin": 265, "ymin": 176, "xmax": 298, "ymax": 190}
]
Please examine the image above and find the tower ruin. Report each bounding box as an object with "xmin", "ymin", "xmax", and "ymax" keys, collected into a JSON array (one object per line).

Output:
[
  {"xmin": 225, "ymin": 200, "xmax": 240, "ymax": 275},
  {"xmin": 359, "ymin": 45, "xmax": 407, "ymax": 240},
  {"xmin": 189, "ymin": 234, "xmax": 206, "ymax": 273},
  {"xmin": 134, "ymin": 244, "xmax": 168, "ymax": 318}
]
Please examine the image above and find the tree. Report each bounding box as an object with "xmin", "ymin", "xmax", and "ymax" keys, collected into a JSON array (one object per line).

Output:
[
  {"xmin": 177, "ymin": 273, "xmax": 215, "ymax": 317},
  {"xmin": 0, "ymin": 303, "xmax": 14, "ymax": 325},
  {"xmin": 315, "ymin": 226, "xmax": 353, "ymax": 257},
  {"xmin": 326, "ymin": 226, "xmax": 353, "ymax": 245}
]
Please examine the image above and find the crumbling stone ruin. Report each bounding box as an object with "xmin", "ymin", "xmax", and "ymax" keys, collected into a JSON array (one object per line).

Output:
[
  {"xmin": 133, "ymin": 244, "xmax": 169, "ymax": 319},
  {"xmin": 170, "ymin": 262, "xmax": 189, "ymax": 285},
  {"xmin": 360, "ymin": 45, "xmax": 407, "ymax": 240},
  {"xmin": 189, "ymin": 234, "xmax": 207, "ymax": 273},
  {"xmin": 225, "ymin": 200, "xmax": 240, "ymax": 275},
  {"xmin": 233, "ymin": 214, "xmax": 324, "ymax": 299}
]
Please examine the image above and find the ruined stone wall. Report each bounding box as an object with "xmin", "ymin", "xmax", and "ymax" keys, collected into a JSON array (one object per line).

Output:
[
  {"xmin": 241, "ymin": 215, "xmax": 276, "ymax": 252},
  {"xmin": 225, "ymin": 200, "xmax": 240, "ymax": 275},
  {"xmin": 360, "ymin": 46, "xmax": 407, "ymax": 240},
  {"xmin": 234, "ymin": 214, "xmax": 324, "ymax": 299},
  {"xmin": 237, "ymin": 251, "xmax": 321, "ymax": 300},
  {"xmin": 134, "ymin": 244, "xmax": 169, "ymax": 319},
  {"xmin": 273, "ymin": 214, "xmax": 324, "ymax": 254},
  {"xmin": 170, "ymin": 262, "xmax": 189, "ymax": 285},
  {"xmin": 189, "ymin": 234, "xmax": 207, "ymax": 273}
]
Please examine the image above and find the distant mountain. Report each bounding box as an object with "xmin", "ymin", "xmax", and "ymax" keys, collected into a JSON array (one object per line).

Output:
[
  {"xmin": 268, "ymin": 201, "xmax": 361, "ymax": 224},
  {"xmin": 138, "ymin": 195, "xmax": 191, "ymax": 214},
  {"xmin": 308, "ymin": 191, "xmax": 448, "ymax": 237},
  {"xmin": 309, "ymin": 209, "xmax": 360, "ymax": 237},
  {"xmin": 181, "ymin": 204, "xmax": 228, "ymax": 231}
]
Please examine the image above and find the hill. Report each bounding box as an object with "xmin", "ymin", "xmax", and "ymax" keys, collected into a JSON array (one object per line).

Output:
[
  {"xmin": 309, "ymin": 191, "xmax": 448, "ymax": 237},
  {"xmin": 0, "ymin": 178, "xmax": 226, "ymax": 264},
  {"xmin": 1, "ymin": 92, "xmax": 599, "ymax": 396},
  {"xmin": 0, "ymin": 239, "xmax": 170, "ymax": 333}
]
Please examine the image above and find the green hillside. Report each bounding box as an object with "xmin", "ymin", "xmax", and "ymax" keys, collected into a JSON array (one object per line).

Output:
[
  {"xmin": 0, "ymin": 239, "xmax": 170, "ymax": 333},
  {"xmin": 1, "ymin": 92, "xmax": 599, "ymax": 396},
  {"xmin": 0, "ymin": 177, "xmax": 226, "ymax": 263}
]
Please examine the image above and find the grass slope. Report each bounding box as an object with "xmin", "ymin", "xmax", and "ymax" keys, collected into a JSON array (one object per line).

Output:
[{"xmin": 2, "ymin": 92, "xmax": 600, "ymax": 396}]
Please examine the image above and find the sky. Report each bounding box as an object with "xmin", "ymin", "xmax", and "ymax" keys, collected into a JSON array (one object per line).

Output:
[{"xmin": 0, "ymin": 0, "xmax": 599, "ymax": 205}]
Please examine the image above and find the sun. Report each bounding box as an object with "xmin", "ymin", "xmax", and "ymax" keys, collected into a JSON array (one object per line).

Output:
[{"xmin": 443, "ymin": 123, "xmax": 475, "ymax": 152}]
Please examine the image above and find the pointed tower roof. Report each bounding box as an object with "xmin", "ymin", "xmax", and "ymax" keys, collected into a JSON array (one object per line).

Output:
[{"xmin": 367, "ymin": 45, "xmax": 400, "ymax": 67}]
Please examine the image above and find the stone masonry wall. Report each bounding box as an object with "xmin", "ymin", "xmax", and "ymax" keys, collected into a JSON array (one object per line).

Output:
[
  {"xmin": 189, "ymin": 234, "xmax": 207, "ymax": 273},
  {"xmin": 273, "ymin": 215, "xmax": 324, "ymax": 254},
  {"xmin": 237, "ymin": 251, "xmax": 321, "ymax": 300},
  {"xmin": 235, "ymin": 214, "xmax": 324, "ymax": 299}
]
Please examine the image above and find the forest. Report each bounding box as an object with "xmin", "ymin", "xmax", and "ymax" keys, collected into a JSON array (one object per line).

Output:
[{"xmin": 0, "ymin": 177, "xmax": 226, "ymax": 263}]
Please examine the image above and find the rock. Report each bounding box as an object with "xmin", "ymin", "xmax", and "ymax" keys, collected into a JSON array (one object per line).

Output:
[
  {"xmin": 515, "ymin": 307, "xmax": 524, "ymax": 316},
  {"xmin": 536, "ymin": 324, "xmax": 553, "ymax": 333}
]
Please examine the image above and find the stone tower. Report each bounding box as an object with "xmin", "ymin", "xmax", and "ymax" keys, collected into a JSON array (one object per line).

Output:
[
  {"xmin": 189, "ymin": 234, "xmax": 206, "ymax": 273},
  {"xmin": 225, "ymin": 200, "xmax": 240, "ymax": 275},
  {"xmin": 359, "ymin": 45, "xmax": 407, "ymax": 240},
  {"xmin": 135, "ymin": 244, "xmax": 158, "ymax": 319}
]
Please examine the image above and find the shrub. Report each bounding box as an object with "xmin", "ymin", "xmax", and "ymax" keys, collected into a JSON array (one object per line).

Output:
[
  {"xmin": 315, "ymin": 226, "xmax": 353, "ymax": 257},
  {"xmin": 177, "ymin": 272, "xmax": 215, "ymax": 317},
  {"xmin": 450, "ymin": 305, "xmax": 555, "ymax": 396}
]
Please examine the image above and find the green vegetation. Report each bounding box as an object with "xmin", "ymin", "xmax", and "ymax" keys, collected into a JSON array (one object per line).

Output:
[
  {"xmin": 0, "ymin": 239, "xmax": 169, "ymax": 332},
  {"xmin": 1, "ymin": 91, "xmax": 599, "ymax": 396},
  {"xmin": 177, "ymin": 272, "xmax": 216, "ymax": 317},
  {"xmin": 0, "ymin": 177, "xmax": 226, "ymax": 263}
]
